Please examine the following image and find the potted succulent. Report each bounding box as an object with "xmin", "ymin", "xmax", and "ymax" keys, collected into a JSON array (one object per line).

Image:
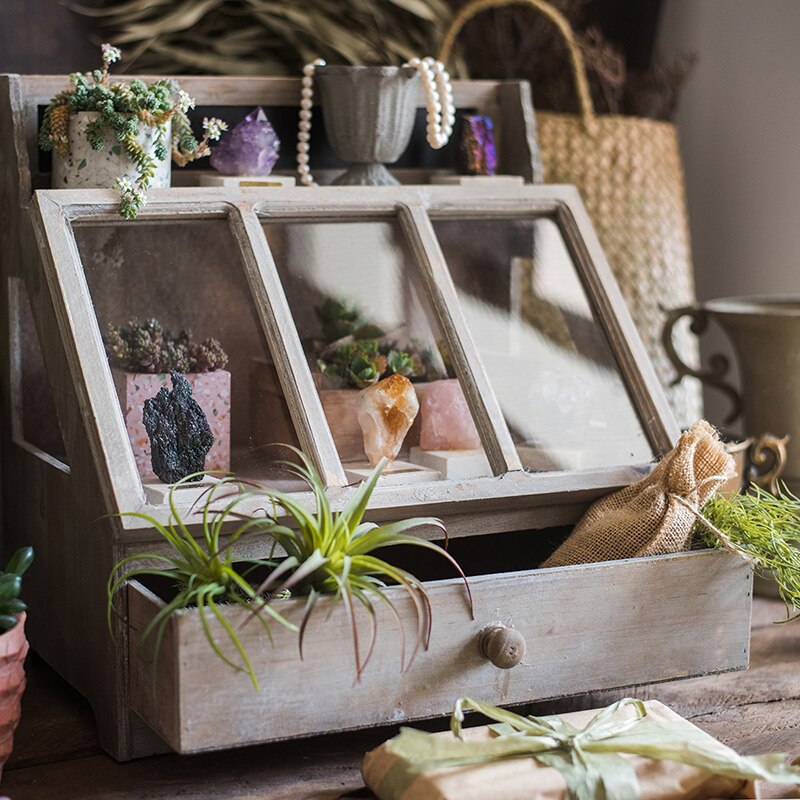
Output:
[
  {"xmin": 313, "ymin": 299, "xmax": 482, "ymax": 459},
  {"xmin": 252, "ymin": 298, "xmax": 481, "ymax": 462},
  {"xmin": 109, "ymin": 452, "xmax": 471, "ymax": 688},
  {"xmin": 104, "ymin": 319, "xmax": 230, "ymax": 481},
  {"xmin": 0, "ymin": 547, "xmax": 34, "ymax": 781},
  {"xmin": 39, "ymin": 43, "xmax": 227, "ymax": 219}
]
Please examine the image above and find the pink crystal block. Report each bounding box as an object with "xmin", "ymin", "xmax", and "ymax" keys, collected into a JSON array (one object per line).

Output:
[
  {"xmin": 210, "ymin": 107, "xmax": 280, "ymax": 176},
  {"xmin": 114, "ymin": 369, "xmax": 231, "ymax": 481},
  {"xmin": 417, "ymin": 378, "xmax": 482, "ymax": 451}
]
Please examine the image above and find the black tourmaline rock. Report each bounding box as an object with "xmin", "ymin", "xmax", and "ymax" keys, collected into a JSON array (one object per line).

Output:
[{"xmin": 142, "ymin": 371, "xmax": 214, "ymax": 484}]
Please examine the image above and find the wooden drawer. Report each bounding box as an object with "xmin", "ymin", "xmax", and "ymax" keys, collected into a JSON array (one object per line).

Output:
[{"xmin": 128, "ymin": 548, "xmax": 752, "ymax": 754}]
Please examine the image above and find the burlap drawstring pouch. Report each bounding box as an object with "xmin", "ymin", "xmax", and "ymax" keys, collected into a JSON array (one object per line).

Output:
[{"xmin": 543, "ymin": 421, "xmax": 737, "ymax": 568}]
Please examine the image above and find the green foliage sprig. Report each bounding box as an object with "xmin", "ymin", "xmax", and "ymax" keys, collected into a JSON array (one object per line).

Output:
[
  {"xmin": 104, "ymin": 318, "xmax": 229, "ymax": 373},
  {"xmin": 314, "ymin": 298, "xmax": 449, "ymax": 390},
  {"xmin": 245, "ymin": 450, "xmax": 473, "ymax": 678},
  {"xmin": 697, "ymin": 484, "xmax": 800, "ymax": 621},
  {"xmin": 107, "ymin": 476, "xmax": 293, "ymax": 691},
  {"xmin": 39, "ymin": 44, "xmax": 227, "ymax": 219},
  {"xmin": 0, "ymin": 547, "xmax": 34, "ymax": 633}
]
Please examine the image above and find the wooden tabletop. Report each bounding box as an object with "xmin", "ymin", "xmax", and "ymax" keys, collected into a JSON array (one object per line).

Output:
[{"xmin": 2, "ymin": 597, "xmax": 799, "ymax": 799}]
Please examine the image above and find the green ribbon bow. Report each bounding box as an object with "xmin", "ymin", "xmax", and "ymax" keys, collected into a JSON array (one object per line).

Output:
[{"xmin": 380, "ymin": 698, "xmax": 800, "ymax": 800}]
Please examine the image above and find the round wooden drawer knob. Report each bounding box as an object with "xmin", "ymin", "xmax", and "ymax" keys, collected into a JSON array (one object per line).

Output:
[{"xmin": 479, "ymin": 624, "xmax": 526, "ymax": 669}]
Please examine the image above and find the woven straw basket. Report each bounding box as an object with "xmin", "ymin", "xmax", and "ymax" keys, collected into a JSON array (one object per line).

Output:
[{"xmin": 440, "ymin": 0, "xmax": 703, "ymax": 427}]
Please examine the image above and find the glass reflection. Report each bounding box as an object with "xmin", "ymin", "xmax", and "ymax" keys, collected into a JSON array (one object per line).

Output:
[
  {"xmin": 263, "ymin": 218, "xmax": 490, "ymax": 483},
  {"xmin": 73, "ymin": 219, "xmax": 304, "ymax": 492},
  {"xmin": 433, "ymin": 215, "xmax": 654, "ymax": 471}
]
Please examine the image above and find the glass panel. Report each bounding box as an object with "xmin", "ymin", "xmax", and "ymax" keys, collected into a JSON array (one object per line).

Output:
[
  {"xmin": 262, "ymin": 217, "xmax": 490, "ymax": 483},
  {"xmin": 432, "ymin": 215, "xmax": 654, "ymax": 471},
  {"xmin": 72, "ymin": 218, "xmax": 306, "ymax": 494},
  {"xmin": 11, "ymin": 277, "xmax": 69, "ymax": 465}
]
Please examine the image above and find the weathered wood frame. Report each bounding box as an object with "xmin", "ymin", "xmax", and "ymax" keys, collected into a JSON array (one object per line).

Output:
[
  {"xmin": 31, "ymin": 184, "xmax": 679, "ymax": 537},
  {"xmin": 127, "ymin": 548, "xmax": 752, "ymax": 754},
  {"xmin": 0, "ymin": 73, "xmax": 748, "ymax": 766},
  {"xmin": 11, "ymin": 74, "xmax": 542, "ymax": 193}
]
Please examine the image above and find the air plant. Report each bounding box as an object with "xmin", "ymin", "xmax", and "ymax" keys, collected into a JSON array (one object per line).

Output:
[
  {"xmin": 245, "ymin": 449, "xmax": 473, "ymax": 679},
  {"xmin": 0, "ymin": 548, "xmax": 34, "ymax": 633},
  {"xmin": 107, "ymin": 476, "xmax": 294, "ymax": 691}
]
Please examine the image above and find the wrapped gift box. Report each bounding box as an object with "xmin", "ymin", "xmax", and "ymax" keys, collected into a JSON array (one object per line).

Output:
[{"xmin": 363, "ymin": 701, "xmax": 760, "ymax": 800}]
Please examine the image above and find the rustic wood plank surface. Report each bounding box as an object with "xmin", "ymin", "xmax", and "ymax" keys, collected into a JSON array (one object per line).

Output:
[{"xmin": 2, "ymin": 597, "xmax": 798, "ymax": 799}]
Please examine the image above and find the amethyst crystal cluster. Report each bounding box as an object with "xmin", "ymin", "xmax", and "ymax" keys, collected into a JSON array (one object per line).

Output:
[
  {"xmin": 210, "ymin": 107, "xmax": 280, "ymax": 176},
  {"xmin": 459, "ymin": 115, "xmax": 497, "ymax": 176}
]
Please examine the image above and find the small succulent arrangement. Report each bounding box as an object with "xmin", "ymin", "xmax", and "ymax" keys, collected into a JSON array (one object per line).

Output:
[
  {"xmin": 696, "ymin": 484, "xmax": 800, "ymax": 620},
  {"xmin": 0, "ymin": 548, "xmax": 34, "ymax": 633},
  {"xmin": 314, "ymin": 298, "xmax": 451, "ymax": 390},
  {"xmin": 39, "ymin": 43, "xmax": 228, "ymax": 219},
  {"xmin": 104, "ymin": 319, "xmax": 228, "ymax": 374},
  {"xmin": 109, "ymin": 451, "xmax": 472, "ymax": 687}
]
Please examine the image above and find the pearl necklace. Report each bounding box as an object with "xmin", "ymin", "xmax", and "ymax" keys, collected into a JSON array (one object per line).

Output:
[
  {"xmin": 404, "ymin": 57, "xmax": 456, "ymax": 150},
  {"xmin": 297, "ymin": 58, "xmax": 326, "ymax": 187},
  {"xmin": 296, "ymin": 57, "xmax": 455, "ymax": 188}
]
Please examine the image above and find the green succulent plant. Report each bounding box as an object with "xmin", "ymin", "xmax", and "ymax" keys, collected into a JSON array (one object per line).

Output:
[
  {"xmin": 104, "ymin": 318, "xmax": 229, "ymax": 374},
  {"xmin": 245, "ymin": 449, "xmax": 473, "ymax": 678},
  {"xmin": 386, "ymin": 348, "xmax": 424, "ymax": 379},
  {"xmin": 0, "ymin": 547, "xmax": 34, "ymax": 633},
  {"xmin": 315, "ymin": 298, "xmax": 384, "ymax": 343},
  {"xmin": 314, "ymin": 298, "xmax": 437, "ymax": 389},
  {"xmin": 39, "ymin": 44, "xmax": 227, "ymax": 219},
  {"xmin": 107, "ymin": 476, "xmax": 292, "ymax": 691}
]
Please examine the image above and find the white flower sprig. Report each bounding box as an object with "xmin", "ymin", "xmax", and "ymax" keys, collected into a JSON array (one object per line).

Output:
[
  {"xmin": 115, "ymin": 176, "xmax": 147, "ymax": 219},
  {"xmin": 202, "ymin": 117, "xmax": 228, "ymax": 141},
  {"xmin": 101, "ymin": 44, "xmax": 122, "ymax": 67},
  {"xmin": 177, "ymin": 90, "xmax": 195, "ymax": 114}
]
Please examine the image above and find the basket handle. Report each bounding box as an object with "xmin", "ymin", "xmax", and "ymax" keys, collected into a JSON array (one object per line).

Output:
[{"xmin": 437, "ymin": 0, "xmax": 596, "ymax": 129}]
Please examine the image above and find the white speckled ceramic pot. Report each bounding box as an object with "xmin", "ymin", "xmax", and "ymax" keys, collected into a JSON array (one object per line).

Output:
[{"xmin": 52, "ymin": 111, "xmax": 171, "ymax": 190}]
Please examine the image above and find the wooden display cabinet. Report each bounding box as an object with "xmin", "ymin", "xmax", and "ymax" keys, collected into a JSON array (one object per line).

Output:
[{"xmin": 0, "ymin": 74, "xmax": 752, "ymax": 762}]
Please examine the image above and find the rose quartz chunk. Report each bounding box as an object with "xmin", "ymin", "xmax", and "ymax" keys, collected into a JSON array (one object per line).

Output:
[
  {"xmin": 114, "ymin": 369, "xmax": 231, "ymax": 481},
  {"xmin": 418, "ymin": 378, "xmax": 481, "ymax": 451},
  {"xmin": 357, "ymin": 374, "xmax": 419, "ymax": 467}
]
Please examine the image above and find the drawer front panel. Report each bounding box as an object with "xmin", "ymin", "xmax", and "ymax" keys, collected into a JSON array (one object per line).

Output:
[{"xmin": 128, "ymin": 549, "xmax": 751, "ymax": 753}]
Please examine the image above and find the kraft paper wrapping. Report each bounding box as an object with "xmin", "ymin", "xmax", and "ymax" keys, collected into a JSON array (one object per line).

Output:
[{"xmin": 362, "ymin": 701, "xmax": 755, "ymax": 800}]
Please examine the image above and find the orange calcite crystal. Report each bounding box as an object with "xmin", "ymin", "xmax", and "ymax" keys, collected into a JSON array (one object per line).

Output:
[{"xmin": 356, "ymin": 374, "xmax": 419, "ymax": 467}]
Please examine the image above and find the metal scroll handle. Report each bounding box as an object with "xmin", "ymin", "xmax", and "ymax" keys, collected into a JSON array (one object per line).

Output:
[
  {"xmin": 749, "ymin": 434, "xmax": 789, "ymax": 495},
  {"xmin": 661, "ymin": 305, "xmax": 742, "ymax": 425}
]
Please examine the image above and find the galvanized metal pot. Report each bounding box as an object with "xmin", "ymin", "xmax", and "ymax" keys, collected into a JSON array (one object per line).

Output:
[
  {"xmin": 664, "ymin": 296, "xmax": 793, "ymax": 490},
  {"xmin": 315, "ymin": 65, "xmax": 419, "ymax": 186}
]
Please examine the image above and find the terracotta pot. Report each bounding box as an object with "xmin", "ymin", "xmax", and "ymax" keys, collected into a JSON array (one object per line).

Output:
[{"xmin": 0, "ymin": 613, "xmax": 28, "ymax": 781}]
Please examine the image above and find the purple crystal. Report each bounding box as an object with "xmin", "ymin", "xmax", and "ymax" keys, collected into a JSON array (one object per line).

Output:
[
  {"xmin": 459, "ymin": 115, "xmax": 497, "ymax": 176},
  {"xmin": 210, "ymin": 107, "xmax": 280, "ymax": 176}
]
